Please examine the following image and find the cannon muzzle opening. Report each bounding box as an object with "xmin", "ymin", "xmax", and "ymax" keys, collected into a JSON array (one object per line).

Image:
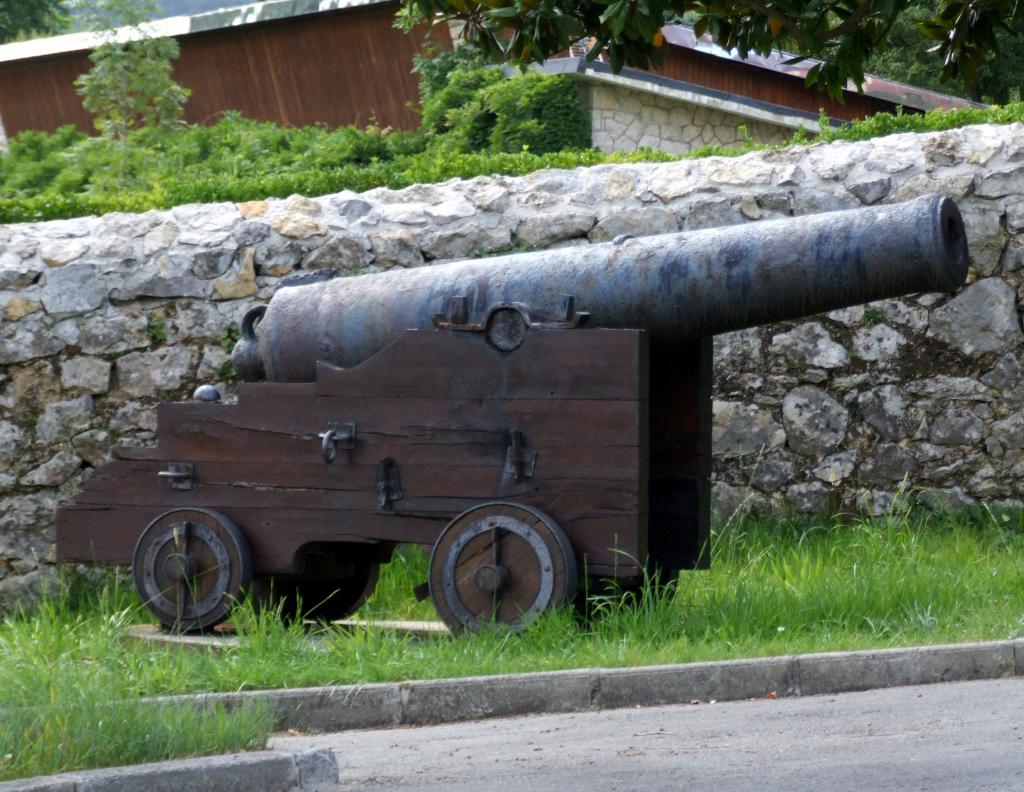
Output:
[{"xmin": 934, "ymin": 195, "xmax": 970, "ymax": 292}]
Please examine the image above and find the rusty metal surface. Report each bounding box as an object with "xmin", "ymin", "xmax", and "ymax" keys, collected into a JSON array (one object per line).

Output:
[{"xmin": 234, "ymin": 194, "xmax": 969, "ymax": 383}]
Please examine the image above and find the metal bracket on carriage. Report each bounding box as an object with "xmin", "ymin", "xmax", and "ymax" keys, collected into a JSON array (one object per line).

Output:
[
  {"xmin": 431, "ymin": 294, "xmax": 590, "ymax": 351},
  {"xmin": 503, "ymin": 429, "xmax": 537, "ymax": 484},
  {"xmin": 376, "ymin": 457, "xmax": 403, "ymax": 511},
  {"xmin": 318, "ymin": 421, "xmax": 357, "ymax": 464},
  {"xmin": 157, "ymin": 462, "xmax": 195, "ymax": 491}
]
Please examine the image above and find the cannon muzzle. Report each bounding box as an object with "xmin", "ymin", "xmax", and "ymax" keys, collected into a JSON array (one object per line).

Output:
[{"xmin": 233, "ymin": 193, "xmax": 969, "ymax": 382}]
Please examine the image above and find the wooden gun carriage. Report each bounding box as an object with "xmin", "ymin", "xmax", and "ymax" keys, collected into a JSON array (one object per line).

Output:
[{"xmin": 56, "ymin": 194, "xmax": 969, "ymax": 633}]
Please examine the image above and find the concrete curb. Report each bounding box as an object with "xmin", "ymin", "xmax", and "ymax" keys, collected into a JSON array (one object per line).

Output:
[
  {"xmin": 0, "ymin": 749, "xmax": 338, "ymax": 792},
  {"xmin": 6, "ymin": 639, "xmax": 1021, "ymax": 790},
  {"xmin": 162, "ymin": 638, "xmax": 1024, "ymax": 733}
]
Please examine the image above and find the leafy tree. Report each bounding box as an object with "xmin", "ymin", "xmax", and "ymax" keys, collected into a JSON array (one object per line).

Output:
[
  {"xmin": 74, "ymin": 0, "xmax": 190, "ymax": 142},
  {"xmin": 399, "ymin": 0, "xmax": 1024, "ymax": 100},
  {"xmin": 412, "ymin": 43, "xmax": 488, "ymax": 100},
  {"xmin": 0, "ymin": 0, "xmax": 68, "ymax": 43},
  {"xmin": 868, "ymin": 1, "xmax": 1024, "ymax": 103}
]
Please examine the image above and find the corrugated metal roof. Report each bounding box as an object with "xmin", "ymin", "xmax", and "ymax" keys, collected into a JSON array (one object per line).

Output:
[{"xmin": 662, "ymin": 25, "xmax": 984, "ymax": 112}]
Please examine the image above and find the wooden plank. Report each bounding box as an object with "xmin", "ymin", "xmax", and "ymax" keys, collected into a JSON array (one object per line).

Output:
[
  {"xmin": 58, "ymin": 501, "xmax": 642, "ymax": 573},
  {"xmin": 56, "ymin": 503, "xmax": 433, "ymax": 571},
  {"xmin": 651, "ymin": 45, "xmax": 902, "ymax": 122},
  {"xmin": 69, "ymin": 460, "xmax": 645, "ymax": 524},
  {"xmin": 74, "ymin": 460, "xmax": 642, "ymax": 514},
  {"xmin": 163, "ymin": 396, "xmax": 643, "ymax": 443},
  {"xmin": 155, "ymin": 401, "xmax": 642, "ymax": 466},
  {"xmin": 305, "ymin": 330, "xmax": 649, "ymax": 401},
  {"xmin": 152, "ymin": 419, "xmax": 643, "ymax": 471},
  {"xmin": 84, "ymin": 456, "xmax": 641, "ymax": 491},
  {"xmin": 0, "ymin": 3, "xmax": 448, "ymax": 137}
]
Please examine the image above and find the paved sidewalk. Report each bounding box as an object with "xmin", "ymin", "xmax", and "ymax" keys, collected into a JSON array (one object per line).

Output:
[{"xmin": 272, "ymin": 677, "xmax": 1024, "ymax": 791}]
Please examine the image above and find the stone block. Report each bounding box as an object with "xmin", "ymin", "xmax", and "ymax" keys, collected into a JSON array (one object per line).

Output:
[
  {"xmin": 21, "ymin": 450, "xmax": 82, "ymax": 487},
  {"xmin": 116, "ymin": 348, "xmax": 198, "ymax": 397},
  {"xmin": 60, "ymin": 357, "xmax": 111, "ymax": 394},
  {"xmin": 36, "ymin": 397, "xmax": 94, "ymax": 445},
  {"xmin": 588, "ymin": 208, "xmax": 677, "ymax": 242},
  {"xmin": 852, "ymin": 324, "xmax": 906, "ymax": 363},
  {"xmin": 40, "ymin": 263, "xmax": 108, "ymax": 317},
  {"xmin": 515, "ymin": 209, "xmax": 596, "ymax": 248},
  {"xmin": 929, "ymin": 279, "xmax": 1024, "ymax": 356},
  {"xmin": 770, "ymin": 323, "xmax": 848, "ymax": 369},
  {"xmin": 712, "ymin": 401, "xmax": 786, "ymax": 458},
  {"xmin": 782, "ymin": 386, "xmax": 848, "ymax": 456},
  {"xmin": 186, "ymin": 683, "xmax": 401, "ymax": 733}
]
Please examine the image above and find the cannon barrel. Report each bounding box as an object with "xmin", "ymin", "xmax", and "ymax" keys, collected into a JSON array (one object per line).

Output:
[{"xmin": 233, "ymin": 193, "xmax": 969, "ymax": 382}]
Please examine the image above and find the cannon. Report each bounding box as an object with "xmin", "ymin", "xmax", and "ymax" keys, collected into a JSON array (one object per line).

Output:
[{"xmin": 56, "ymin": 194, "xmax": 969, "ymax": 633}]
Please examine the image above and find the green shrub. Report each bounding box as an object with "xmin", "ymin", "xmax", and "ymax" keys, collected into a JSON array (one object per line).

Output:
[
  {"xmin": 412, "ymin": 45, "xmax": 487, "ymax": 101},
  {"xmin": 0, "ymin": 126, "xmax": 85, "ymax": 193},
  {"xmin": 419, "ymin": 66, "xmax": 504, "ymax": 140},
  {"xmin": 420, "ymin": 67, "xmax": 590, "ymax": 154},
  {"xmin": 486, "ymin": 70, "xmax": 591, "ymax": 153}
]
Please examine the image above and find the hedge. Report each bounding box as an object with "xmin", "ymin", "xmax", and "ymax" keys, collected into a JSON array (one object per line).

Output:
[{"xmin": 3, "ymin": 71, "xmax": 1024, "ymax": 224}]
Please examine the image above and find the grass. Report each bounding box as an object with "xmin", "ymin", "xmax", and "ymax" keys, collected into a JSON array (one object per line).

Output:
[{"xmin": 2, "ymin": 506, "xmax": 1024, "ymax": 780}]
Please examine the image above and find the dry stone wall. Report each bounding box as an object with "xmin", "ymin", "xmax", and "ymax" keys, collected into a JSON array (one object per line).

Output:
[{"xmin": 2, "ymin": 122, "xmax": 1024, "ymax": 607}]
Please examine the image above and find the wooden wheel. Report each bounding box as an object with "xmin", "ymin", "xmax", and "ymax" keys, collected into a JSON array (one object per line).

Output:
[
  {"xmin": 255, "ymin": 564, "xmax": 380, "ymax": 622},
  {"xmin": 132, "ymin": 508, "xmax": 252, "ymax": 633},
  {"xmin": 429, "ymin": 502, "xmax": 577, "ymax": 633}
]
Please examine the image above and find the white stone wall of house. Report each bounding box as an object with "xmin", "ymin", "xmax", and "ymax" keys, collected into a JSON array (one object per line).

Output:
[
  {"xmin": 0, "ymin": 122, "xmax": 1023, "ymax": 608},
  {"xmin": 582, "ymin": 82, "xmax": 794, "ymax": 153}
]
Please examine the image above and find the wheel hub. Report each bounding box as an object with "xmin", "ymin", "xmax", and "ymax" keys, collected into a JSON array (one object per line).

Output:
[
  {"xmin": 162, "ymin": 552, "xmax": 195, "ymax": 581},
  {"xmin": 473, "ymin": 563, "xmax": 509, "ymax": 594}
]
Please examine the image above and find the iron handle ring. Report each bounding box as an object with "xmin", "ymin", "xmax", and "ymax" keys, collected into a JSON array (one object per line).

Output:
[
  {"xmin": 158, "ymin": 470, "xmax": 191, "ymax": 479},
  {"xmin": 319, "ymin": 430, "xmax": 338, "ymax": 464}
]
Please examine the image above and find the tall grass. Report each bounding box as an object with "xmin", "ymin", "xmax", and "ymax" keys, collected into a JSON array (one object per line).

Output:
[
  {"xmin": 0, "ymin": 581, "xmax": 272, "ymax": 782},
  {"xmin": 2, "ymin": 508, "xmax": 1023, "ymax": 780}
]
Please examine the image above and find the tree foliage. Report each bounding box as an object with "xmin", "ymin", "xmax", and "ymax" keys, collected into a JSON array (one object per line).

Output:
[
  {"xmin": 73, "ymin": 0, "xmax": 190, "ymax": 141},
  {"xmin": 867, "ymin": 0, "xmax": 1024, "ymax": 103},
  {"xmin": 0, "ymin": 0, "xmax": 68, "ymax": 44},
  {"xmin": 398, "ymin": 0, "xmax": 1024, "ymax": 100}
]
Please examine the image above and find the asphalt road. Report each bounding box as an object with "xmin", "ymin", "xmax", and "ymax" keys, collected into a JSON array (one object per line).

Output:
[{"xmin": 272, "ymin": 678, "xmax": 1024, "ymax": 791}]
